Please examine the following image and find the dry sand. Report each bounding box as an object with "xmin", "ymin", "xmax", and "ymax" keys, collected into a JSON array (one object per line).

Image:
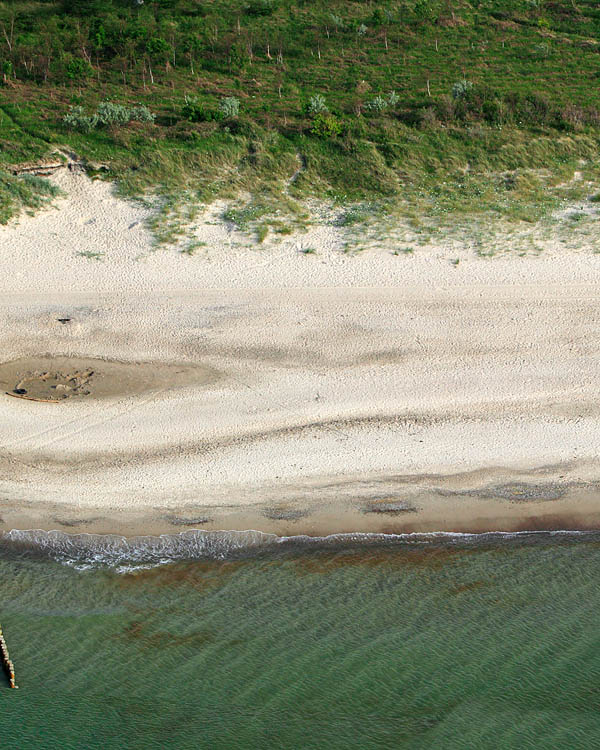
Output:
[{"xmin": 2, "ymin": 167, "xmax": 600, "ymax": 537}]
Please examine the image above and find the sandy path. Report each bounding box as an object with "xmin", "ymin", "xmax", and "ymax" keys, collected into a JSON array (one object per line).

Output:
[{"xmin": 1, "ymin": 170, "xmax": 600, "ymax": 536}]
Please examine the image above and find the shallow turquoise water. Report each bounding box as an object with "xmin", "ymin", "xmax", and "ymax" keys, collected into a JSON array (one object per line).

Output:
[{"xmin": 2, "ymin": 533, "xmax": 600, "ymax": 749}]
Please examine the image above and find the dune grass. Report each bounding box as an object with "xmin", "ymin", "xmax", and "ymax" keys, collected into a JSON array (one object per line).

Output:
[
  {"xmin": 2, "ymin": 0, "xmax": 600, "ymax": 235},
  {"xmin": 0, "ymin": 170, "xmax": 61, "ymax": 224}
]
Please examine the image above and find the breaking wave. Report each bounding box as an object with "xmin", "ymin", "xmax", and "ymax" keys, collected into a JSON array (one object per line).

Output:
[{"xmin": 0, "ymin": 527, "xmax": 596, "ymax": 571}]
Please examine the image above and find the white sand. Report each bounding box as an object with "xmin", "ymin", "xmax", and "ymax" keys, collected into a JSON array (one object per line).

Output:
[{"xmin": 2, "ymin": 168, "xmax": 600, "ymax": 535}]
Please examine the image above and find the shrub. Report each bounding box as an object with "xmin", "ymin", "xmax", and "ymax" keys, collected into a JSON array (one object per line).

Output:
[
  {"xmin": 146, "ymin": 37, "xmax": 171, "ymax": 59},
  {"xmin": 306, "ymin": 94, "xmax": 328, "ymax": 115},
  {"xmin": 310, "ymin": 112, "xmax": 342, "ymax": 138},
  {"xmin": 129, "ymin": 105, "xmax": 156, "ymax": 123},
  {"xmin": 245, "ymin": 0, "xmax": 276, "ymax": 16},
  {"xmin": 97, "ymin": 101, "xmax": 131, "ymax": 126},
  {"xmin": 364, "ymin": 91, "xmax": 400, "ymax": 114},
  {"xmin": 435, "ymin": 94, "xmax": 455, "ymax": 123},
  {"xmin": 452, "ymin": 79, "xmax": 473, "ymax": 100},
  {"xmin": 1, "ymin": 61, "xmax": 11, "ymax": 86},
  {"xmin": 182, "ymin": 95, "xmax": 205, "ymax": 122},
  {"xmin": 387, "ymin": 91, "xmax": 400, "ymax": 107},
  {"xmin": 182, "ymin": 96, "xmax": 222, "ymax": 123},
  {"xmin": 365, "ymin": 95, "xmax": 389, "ymax": 113},
  {"xmin": 219, "ymin": 96, "xmax": 240, "ymax": 119},
  {"xmin": 65, "ymin": 57, "xmax": 93, "ymax": 81},
  {"xmin": 370, "ymin": 8, "xmax": 385, "ymax": 25},
  {"xmin": 522, "ymin": 93, "xmax": 551, "ymax": 124},
  {"xmin": 419, "ymin": 106, "xmax": 438, "ymax": 128},
  {"xmin": 482, "ymin": 99, "xmax": 504, "ymax": 124},
  {"xmin": 63, "ymin": 102, "xmax": 155, "ymax": 131},
  {"xmin": 413, "ymin": 0, "xmax": 439, "ymax": 20},
  {"xmin": 532, "ymin": 42, "xmax": 551, "ymax": 58},
  {"xmin": 63, "ymin": 105, "xmax": 98, "ymax": 132},
  {"xmin": 559, "ymin": 104, "xmax": 585, "ymax": 132}
]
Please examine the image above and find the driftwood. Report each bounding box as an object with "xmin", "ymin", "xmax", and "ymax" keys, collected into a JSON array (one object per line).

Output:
[
  {"xmin": 5, "ymin": 391, "xmax": 61, "ymax": 403},
  {"xmin": 10, "ymin": 162, "xmax": 65, "ymax": 176}
]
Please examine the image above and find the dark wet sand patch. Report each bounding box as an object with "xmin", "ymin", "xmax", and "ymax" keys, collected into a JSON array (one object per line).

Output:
[
  {"xmin": 0, "ymin": 355, "xmax": 217, "ymax": 402},
  {"xmin": 362, "ymin": 499, "xmax": 418, "ymax": 515},
  {"xmin": 262, "ymin": 507, "xmax": 311, "ymax": 522},
  {"xmin": 438, "ymin": 482, "xmax": 569, "ymax": 504},
  {"xmin": 162, "ymin": 515, "xmax": 213, "ymax": 527},
  {"xmin": 52, "ymin": 516, "xmax": 104, "ymax": 528},
  {"xmin": 478, "ymin": 482, "xmax": 567, "ymax": 503}
]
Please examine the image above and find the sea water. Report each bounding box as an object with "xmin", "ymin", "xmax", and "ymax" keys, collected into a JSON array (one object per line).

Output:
[{"xmin": 2, "ymin": 530, "xmax": 600, "ymax": 749}]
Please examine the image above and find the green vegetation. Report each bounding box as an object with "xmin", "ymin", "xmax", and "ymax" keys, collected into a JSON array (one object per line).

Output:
[
  {"xmin": 2, "ymin": 0, "xmax": 600, "ymax": 234},
  {"xmin": 64, "ymin": 101, "xmax": 155, "ymax": 131},
  {"xmin": 180, "ymin": 239, "xmax": 206, "ymax": 255},
  {"xmin": 77, "ymin": 249, "xmax": 104, "ymax": 260},
  {"xmin": 0, "ymin": 169, "xmax": 61, "ymax": 223}
]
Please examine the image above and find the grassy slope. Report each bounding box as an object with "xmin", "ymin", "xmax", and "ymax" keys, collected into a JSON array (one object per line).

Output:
[{"xmin": 1, "ymin": 0, "xmax": 600, "ymax": 237}]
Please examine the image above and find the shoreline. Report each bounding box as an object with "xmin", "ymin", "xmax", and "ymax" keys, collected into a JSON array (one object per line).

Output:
[{"xmin": 3, "ymin": 463, "xmax": 600, "ymax": 539}]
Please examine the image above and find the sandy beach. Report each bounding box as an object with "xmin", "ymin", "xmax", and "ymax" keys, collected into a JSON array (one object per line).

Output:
[{"xmin": 2, "ymin": 168, "xmax": 600, "ymax": 537}]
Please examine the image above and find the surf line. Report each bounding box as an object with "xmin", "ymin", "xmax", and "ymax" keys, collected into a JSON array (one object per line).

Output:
[{"xmin": 0, "ymin": 624, "xmax": 17, "ymax": 688}]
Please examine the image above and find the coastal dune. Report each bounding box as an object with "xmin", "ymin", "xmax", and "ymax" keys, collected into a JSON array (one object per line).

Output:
[{"xmin": 2, "ymin": 170, "xmax": 600, "ymax": 536}]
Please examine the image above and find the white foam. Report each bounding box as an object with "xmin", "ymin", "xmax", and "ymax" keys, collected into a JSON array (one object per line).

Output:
[{"xmin": 1, "ymin": 527, "xmax": 596, "ymax": 571}]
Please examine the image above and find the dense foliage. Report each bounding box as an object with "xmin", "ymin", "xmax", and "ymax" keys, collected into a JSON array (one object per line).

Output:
[{"xmin": 2, "ymin": 0, "xmax": 600, "ymax": 224}]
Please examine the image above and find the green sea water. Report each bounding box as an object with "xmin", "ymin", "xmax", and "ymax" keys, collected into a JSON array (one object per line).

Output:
[{"xmin": 2, "ymin": 532, "xmax": 600, "ymax": 749}]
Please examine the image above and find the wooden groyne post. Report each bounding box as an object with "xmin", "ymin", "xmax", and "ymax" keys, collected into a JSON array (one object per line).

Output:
[{"xmin": 0, "ymin": 624, "xmax": 17, "ymax": 688}]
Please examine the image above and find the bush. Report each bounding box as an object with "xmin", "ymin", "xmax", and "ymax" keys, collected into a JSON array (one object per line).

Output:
[
  {"xmin": 245, "ymin": 0, "xmax": 276, "ymax": 16},
  {"xmin": 522, "ymin": 93, "xmax": 551, "ymax": 124},
  {"xmin": 129, "ymin": 105, "xmax": 156, "ymax": 123},
  {"xmin": 146, "ymin": 37, "xmax": 172, "ymax": 59},
  {"xmin": 63, "ymin": 102, "xmax": 155, "ymax": 131},
  {"xmin": 434, "ymin": 94, "xmax": 455, "ymax": 123},
  {"xmin": 452, "ymin": 80, "xmax": 473, "ymax": 100},
  {"xmin": 365, "ymin": 95, "xmax": 389, "ymax": 113},
  {"xmin": 310, "ymin": 112, "xmax": 343, "ymax": 138},
  {"xmin": 387, "ymin": 91, "xmax": 400, "ymax": 107},
  {"xmin": 63, "ymin": 105, "xmax": 98, "ymax": 132},
  {"xmin": 97, "ymin": 101, "xmax": 131, "ymax": 126},
  {"xmin": 559, "ymin": 104, "xmax": 585, "ymax": 132},
  {"xmin": 419, "ymin": 106, "xmax": 438, "ymax": 128},
  {"xmin": 482, "ymin": 99, "xmax": 504, "ymax": 124},
  {"xmin": 306, "ymin": 94, "xmax": 328, "ymax": 115},
  {"xmin": 65, "ymin": 57, "xmax": 93, "ymax": 81},
  {"xmin": 219, "ymin": 96, "xmax": 240, "ymax": 119},
  {"xmin": 364, "ymin": 91, "xmax": 401, "ymax": 114},
  {"xmin": 182, "ymin": 95, "xmax": 222, "ymax": 122}
]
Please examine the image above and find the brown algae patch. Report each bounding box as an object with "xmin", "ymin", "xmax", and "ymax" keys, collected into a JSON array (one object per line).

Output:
[{"xmin": 0, "ymin": 355, "xmax": 216, "ymax": 402}]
